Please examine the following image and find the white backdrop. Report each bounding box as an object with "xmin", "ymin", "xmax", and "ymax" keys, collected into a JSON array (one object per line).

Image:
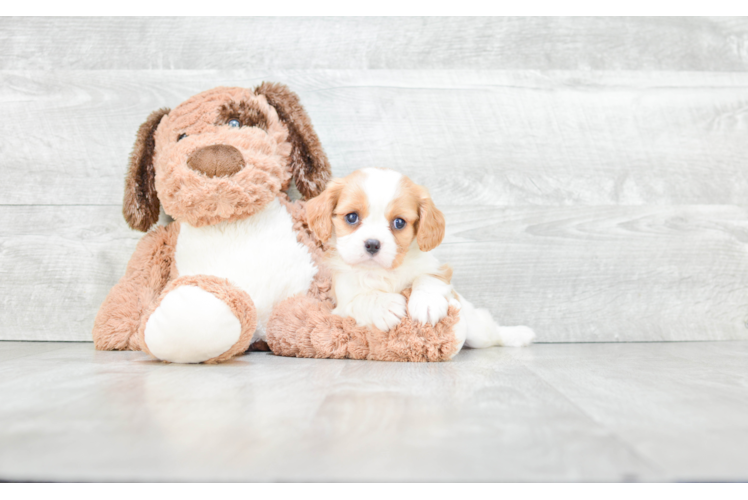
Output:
[{"xmin": 2, "ymin": 17, "xmax": 748, "ymax": 342}]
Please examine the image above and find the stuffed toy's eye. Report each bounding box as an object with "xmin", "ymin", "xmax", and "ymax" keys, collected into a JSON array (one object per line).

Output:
[
  {"xmin": 177, "ymin": 133, "xmax": 187, "ymax": 141},
  {"xmin": 228, "ymin": 119, "xmax": 241, "ymax": 128},
  {"xmin": 393, "ymin": 218, "xmax": 406, "ymax": 230},
  {"xmin": 345, "ymin": 213, "xmax": 359, "ymax": 225}
]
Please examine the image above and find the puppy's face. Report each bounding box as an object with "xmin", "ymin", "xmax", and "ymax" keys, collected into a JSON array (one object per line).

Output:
[{"xmin": 306, "ymin": 168, "xmax": 445, "ymax": 269}]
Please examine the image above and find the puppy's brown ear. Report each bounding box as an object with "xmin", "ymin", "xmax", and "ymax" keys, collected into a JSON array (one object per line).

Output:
[
  {"xmin": 416, "ymin": 187, "xmax": 446, "ymax": 252},
  {"xmin": 255, "ymin": 82, "xmax": 331, "ymax": 200},
  {"xmin": 123, "ymin": 108, "xmax": 169, "ymax": 232},
  {"xmin": 305, "ymin": 179, "xmax": 344, "ymax": 243}
]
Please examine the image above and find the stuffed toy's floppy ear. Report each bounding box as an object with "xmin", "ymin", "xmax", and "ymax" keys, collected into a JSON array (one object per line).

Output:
[
  {"xmin": 255, "ymin": 82, "xmax": 331, "ymax": 200},
  {"xmin": 123, "ymin": 108, "xmax": 170, "ymax": 232}
]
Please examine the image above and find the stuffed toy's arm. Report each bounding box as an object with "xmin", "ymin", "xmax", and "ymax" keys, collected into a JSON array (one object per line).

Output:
[
  {"xmin": 92, "ymin": 223, "xmax": 179, "ymax": 351},
  {"xmin": 265, "ymin": 289, "xmax": 462, "ymax": 362}
]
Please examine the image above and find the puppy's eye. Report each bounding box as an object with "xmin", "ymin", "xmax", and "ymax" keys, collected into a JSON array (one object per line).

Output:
[
  {"xmin": 393, "ymin": 218, "xmax": 406, "ymax": 230},
  {"xmin": 345, "ymin": 213, "xmax": 359, "ymax": 225},
  {"xmin": 228, "ymin": 119, "xmax": 241, "ymax": 128},
  {"xmin": 177, "ymin": 133, "xmax": 187, "ymax": 141}
]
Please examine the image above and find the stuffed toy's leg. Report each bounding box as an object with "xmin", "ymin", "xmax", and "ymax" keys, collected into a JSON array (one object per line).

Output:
[
  {"xmin": 132, "ymin": 275, "xmax": 257, "ymax": 364},
  {"xmin": 93, "ymin": 224, "xmax": 179, "ymax": 351},
  {"xmin": 265, "ymin": 291, "xmax": 463, "ymax": 362}
]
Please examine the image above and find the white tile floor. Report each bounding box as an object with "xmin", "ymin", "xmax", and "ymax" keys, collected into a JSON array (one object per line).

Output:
[{"xmin": 1, "ymin": 341, "xmax": 747, "ymax": 482}]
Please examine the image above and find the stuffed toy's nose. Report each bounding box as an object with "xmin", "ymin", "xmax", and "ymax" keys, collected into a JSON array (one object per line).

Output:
[{"xmin": 186, "ymin": 144, "xmax": 245, "ymax": 178}]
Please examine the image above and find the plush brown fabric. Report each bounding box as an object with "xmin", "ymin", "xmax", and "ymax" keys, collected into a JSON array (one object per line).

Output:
[
  {"xmin": 123, "ymin": 85, "xmax": 330, "ymax": 230},
  {"xmin": 123, "ymin": 108, "xmax": 170, "ymax": 232},
  {"xmin": 265, "ymin": 290, "xmax": 461, "ymax": 362},
  {"xmin": 97, "ymin": 85, "xmax": 327, "ymax": 363},
  {"xmin": 277, "ymin": 195, "xmax": 334, "ymax": 307},
  {"xmin": 131, "ymin": 274, "xmax": 257, "ymax": 364},
  {"xmin": 186, "ymin": 144, "xmax": 245, "ymax": 178},
  {"xmin": 218, "ymin": 100, "xmax": 269, "ymax": 131},
  {"xmin": 97, "ymin": 84, "xmax": 460, "ymax": 364},
  {"xmin": 152, "ymin": 87, "xmax": 290, "ymax": 228},
  {"xmin": 93, "ymin": 222, "xmax": 180, "ymax": 350},
  {"xmin": 255, "ymin": 82, "xmax": 331, "ymax": 199}
]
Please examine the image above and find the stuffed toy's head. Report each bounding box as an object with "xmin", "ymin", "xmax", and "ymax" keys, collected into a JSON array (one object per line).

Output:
[{"xmin": 123, "ymin": 84, "xmax": 331, "ymax": 231}]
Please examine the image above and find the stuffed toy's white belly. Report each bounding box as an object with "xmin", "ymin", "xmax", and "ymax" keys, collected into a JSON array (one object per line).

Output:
[{"xmin": 174, "ymin": 197, "xmax": 318, "ymax": 340}]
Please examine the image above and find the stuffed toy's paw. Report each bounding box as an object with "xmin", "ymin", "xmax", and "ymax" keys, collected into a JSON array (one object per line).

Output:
[{"xmin": 133, "ymin": 275, "xmax": 256, "ymax": 364}]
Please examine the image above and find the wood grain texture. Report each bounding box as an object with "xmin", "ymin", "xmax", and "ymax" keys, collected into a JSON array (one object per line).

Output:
[
  {"xmin": 2, "ymin": 70, "xmax": 748, "ymax": 206},
  {"xmin": 437, "ymin": 204, "xmax": 748, "ymax": 342},
  {"xmin": 0, "ymin": 343, "xmax": 657, "ymax": 481},
  {"xmin": 0, "ymin": 206, "xmax": 141, "ymax": 342},
  {"xmin": 0, "ymin": 341, "xmax": 69, "ymax": 363},
  {"xmin": 521, "ymin": 342, "xmax": 748, "ymax": 479},
  {"xmin": 2, "ymin": 341, "xmax": 747, "ymax": 481},
  {"xmin": 2, "ymin": 205, "xmax": 747, "ymax": 342},
  {"xmin": 2, "ymin": 17, "xmax": 748, "ymax": 71},
  {"xmin": 3, "ymin": 18, "xmax": 748, "ymax": 344}
]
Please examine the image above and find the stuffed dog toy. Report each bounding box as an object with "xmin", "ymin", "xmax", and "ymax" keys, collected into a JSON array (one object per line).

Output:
[{"xmin": 93, "ymin": 84, "xmax": 462, "ymax": 363}]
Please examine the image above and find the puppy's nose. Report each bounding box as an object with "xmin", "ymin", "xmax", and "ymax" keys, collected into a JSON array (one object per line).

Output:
[
  {"xmin": 186, "ymin": 144, "xmax": 244, "ymax": 178},
  {"xmin": 364, "ymin": 239, "xmax": 381, "ymax": 255}
]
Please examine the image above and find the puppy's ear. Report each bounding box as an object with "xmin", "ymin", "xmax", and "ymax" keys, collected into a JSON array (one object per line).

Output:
[
  {"xmin": 255, "ymin": 82, "xmax": 331, "ymax": 200},
  {"xmin": 416, "ymin": 187, "xmax": 445, "ymax": 252},
  {"xmin": 305, "ymin": 179, "xmax": 344, "ymax": 242},
  {"xmin": 123, "ymin": 108, "xmax": 169, "ymax": 232}
]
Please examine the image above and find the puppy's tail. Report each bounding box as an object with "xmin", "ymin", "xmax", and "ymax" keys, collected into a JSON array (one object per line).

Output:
[{"xmin": 455, "ymin": 293, "xmax": 535, "ymax": 348}]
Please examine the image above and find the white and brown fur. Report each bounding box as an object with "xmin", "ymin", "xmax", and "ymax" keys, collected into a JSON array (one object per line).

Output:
[{"xmin": 305, "ymin": 167, "xmax": 535, "ymax": 350}]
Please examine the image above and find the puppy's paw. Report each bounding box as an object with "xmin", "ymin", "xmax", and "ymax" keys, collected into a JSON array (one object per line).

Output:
[
  {"xmin": 371, "ymin": 293, "xmax": 407, "ymax": 332},
  {"xmin": 408, "ymin": 290, "xmax": 450, "ymax": 326}
]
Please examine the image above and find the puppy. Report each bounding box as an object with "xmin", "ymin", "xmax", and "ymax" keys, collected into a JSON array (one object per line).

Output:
[{"xmin": 305, "ymin": 168, "xmax": 535, "ymax": 351}]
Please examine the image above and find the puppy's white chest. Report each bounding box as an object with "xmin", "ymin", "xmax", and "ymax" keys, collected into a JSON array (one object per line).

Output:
[{"xmin": 174, "ymin": 198, "xmax": 317, "ymax": 335}]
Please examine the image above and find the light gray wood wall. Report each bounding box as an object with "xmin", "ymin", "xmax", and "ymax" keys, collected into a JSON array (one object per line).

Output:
[{"xmin": 2, "ymin": 17, "xmax": 748, "ymax": 342}]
